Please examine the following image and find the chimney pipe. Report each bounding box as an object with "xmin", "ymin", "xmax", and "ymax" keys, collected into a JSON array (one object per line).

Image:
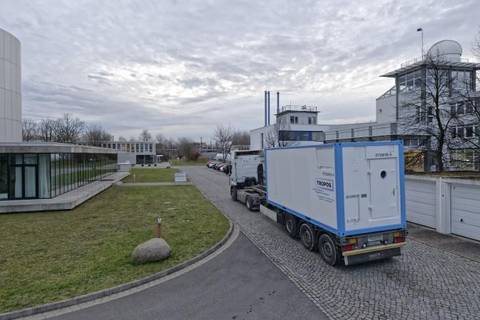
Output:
[
  {"xmin": 264, "ymin": 91, "xmax": 267, "ymax": 127},
  {"xmin": 267, "ymin": 91, "xmax": 271, "ymax": 125},
  {"xmin": 276, "ymin": 91, "xmax": 280, "ymax": 114}
]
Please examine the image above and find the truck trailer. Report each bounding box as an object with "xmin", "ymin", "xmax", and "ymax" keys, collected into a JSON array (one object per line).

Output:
[{"xmin": 229, "ymin": 141, "xmax": 407, "ymax": 266}]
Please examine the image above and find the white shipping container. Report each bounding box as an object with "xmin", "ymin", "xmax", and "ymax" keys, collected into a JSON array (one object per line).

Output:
[{"xmin": 265, "ymin": 141, "xmax": 406, "ymax": 237}]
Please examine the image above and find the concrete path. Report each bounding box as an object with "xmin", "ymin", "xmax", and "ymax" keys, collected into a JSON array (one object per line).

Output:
[{"xmin": 46, "ymin": 233, "xmax": 325, "ymax": 320}]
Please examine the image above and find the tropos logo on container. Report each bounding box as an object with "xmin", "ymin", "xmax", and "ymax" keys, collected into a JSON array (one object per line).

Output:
[{"xmin": 315, "ymin": 178, "xmax": 334, "ymax": 191}]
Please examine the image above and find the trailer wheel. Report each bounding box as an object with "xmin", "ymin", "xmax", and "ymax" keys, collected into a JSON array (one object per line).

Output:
[
  {"xmin": 318, "ymin": 234, "xmax": 340, "ymax": 266},
  {"xmin": 285, "ymin": 214, "xmax": 299, "ymax": 238},
  {"xmin": 245, "ymin": 196, "xmax": 253, "ymax": 211},
  {"xmin": 299, "ymin": 223, "xmax": 316, "ymax": 251},
  {"xmin": 230, "ymin": 187, "xmax": 238, "ymax": 201}
]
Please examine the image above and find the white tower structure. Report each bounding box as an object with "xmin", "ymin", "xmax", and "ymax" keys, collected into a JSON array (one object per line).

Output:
[{"xmin": 0, "ymin": 28, "xmax": 22, "ymax": 142}]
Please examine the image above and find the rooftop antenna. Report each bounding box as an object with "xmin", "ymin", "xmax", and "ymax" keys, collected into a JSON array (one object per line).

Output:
[{"xmin": 417, "ymin": 27, "xmax": 424, "ymax": 59}]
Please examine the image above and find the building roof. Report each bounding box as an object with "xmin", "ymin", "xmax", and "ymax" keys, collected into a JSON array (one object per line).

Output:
[
  {"xmin": 0, "ymin": 142, "xmax": 117, "ymax": 154},
  {"xmin": 381, "ymin": 59, "xmax": 480, "ymax": 78}
]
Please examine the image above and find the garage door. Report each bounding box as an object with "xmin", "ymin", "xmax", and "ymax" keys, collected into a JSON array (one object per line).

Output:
[
  {"xmin": 405, "ymin": 179, "xmax": 436, "ymax": 228},
  {"xmin": 451, "ymin": 184, "xmax": 480, "ymax": 241}
]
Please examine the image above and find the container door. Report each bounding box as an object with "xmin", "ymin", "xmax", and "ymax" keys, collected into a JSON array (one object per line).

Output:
[{"xmin": 368, "ymin": 158, "xmax": 398, "ymax": 219}]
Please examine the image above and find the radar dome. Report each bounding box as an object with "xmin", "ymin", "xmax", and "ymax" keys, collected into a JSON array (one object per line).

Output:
[{"xmin": 426, "ymin": 40, "xmax": 462, "ymax": 62}]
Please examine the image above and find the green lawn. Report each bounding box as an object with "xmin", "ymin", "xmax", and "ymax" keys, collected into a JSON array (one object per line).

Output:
[
  {"xmin": 0, "ymin": 185, "xmax": 229, "ymax": 313},
  {"xmin": 170, "ymin": 159, "xmax": 207, "ymax": 166},
  {"xmin": 122, "ymin": 168, "xmax": 177, "ymax": 183}
]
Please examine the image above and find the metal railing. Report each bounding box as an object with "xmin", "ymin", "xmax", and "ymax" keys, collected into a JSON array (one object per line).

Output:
[{"xmin": 279, "ymin": 105, "xmax": 318, "ymax": 113}]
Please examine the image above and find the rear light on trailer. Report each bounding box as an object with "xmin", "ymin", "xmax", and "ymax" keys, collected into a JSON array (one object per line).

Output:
[
  {"xmin": 347, "ymin": 238, "xmax": 357, "ymax": 244},
  {"xmin": 394, "ymin": 236, "xmax": 405, "ymax": 243}
]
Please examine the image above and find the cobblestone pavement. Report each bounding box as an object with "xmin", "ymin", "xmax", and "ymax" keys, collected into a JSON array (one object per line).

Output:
[{"xmin": 185, "ymin": 166, "xmax": 480, "ymax": 320}]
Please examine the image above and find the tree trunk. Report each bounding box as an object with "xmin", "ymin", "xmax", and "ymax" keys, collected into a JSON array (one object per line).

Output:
[{"xmin": 436, "ymin": 140, "xmax": 444, "ymax": 172}]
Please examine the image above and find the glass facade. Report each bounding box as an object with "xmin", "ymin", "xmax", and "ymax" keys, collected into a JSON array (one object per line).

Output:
[
  {"xmin": 0, "ymin": 153, "xmax": 117, "ymax": 200},
  {"xmin": 279, "ymin": 130, "xmax": 325, "ymax": 142}
]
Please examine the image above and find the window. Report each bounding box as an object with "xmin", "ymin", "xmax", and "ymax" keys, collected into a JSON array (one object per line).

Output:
[
  {"xmin": 308, "ymin": 117, "xmax": 312, "ymax": 124},
  {"xmin": 279, "ymin": 131, "xmax": 321, "ymax": 141},
  {"xmin": 457, "ymin": 102, "xmax": 464, "ymax": 115},
  {"xmin": 450, "ymin": 149, "xmax": 478, "ymax": 170},
  {"xmin": 398, "ymin": 71, "xmax": 423, "ymax": 93},
  {"xmin": 290, "ymin": 116, "xmax": 294, "ymax": 124},
  {"xmin": 450, "ymin": 101, "xmax": 469, "ymax": 115},
  {"xmin": 452, "ymin": 70, "xmax": 471, "ymax": 91},
  {"xmin": 465, "ymin": 126, "xmax": 474, "ymax": 138},
  {"xmin": 451, "ymin": 127, "xmax": 457, "ymax": 139},
  {"xmin": 457, "ymin": 127, "xmax": 464, "ymax": 138},
  {"xmin": 466, "ymin": 102, "xmax": 474, "ymax": 114}
]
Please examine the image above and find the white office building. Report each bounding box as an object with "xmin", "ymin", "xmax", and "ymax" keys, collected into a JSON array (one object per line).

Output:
[
  {"xmin": 100, "ymin": 141, "xmax": 156, "ymax": 164},
  {"xmin": 251, "ymin": 40, "xmax": 480, "ymax": 171},
  {"xmin": 0, "ymin": 28, "xmax": 22, "ymax": 143}
]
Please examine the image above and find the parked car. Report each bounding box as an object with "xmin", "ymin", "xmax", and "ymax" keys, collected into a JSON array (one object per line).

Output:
[{"xmin": 207, "ymin": 160, "xmax": 216, "ymax": 168}]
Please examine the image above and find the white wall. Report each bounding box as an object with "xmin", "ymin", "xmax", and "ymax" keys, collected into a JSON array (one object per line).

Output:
[
  {"xmin": 406, "ymin": 175, "xmax": 480, "ymax": 241},
  {"xmin": 0, "ymin": 28, "xmax": 22, "ymax": 143},
  {"xmin": 376, "ymin": 95, "xmax": 396, "ymax": 124},
  {"xmin": 250, "ymin": 126, "xmax": 272, "ymax": 150}
]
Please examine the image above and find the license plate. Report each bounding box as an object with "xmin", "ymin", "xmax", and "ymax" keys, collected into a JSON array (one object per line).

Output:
[{"xmin": 368, "ymin": 234, "xmax": 383, "ymax": 242}]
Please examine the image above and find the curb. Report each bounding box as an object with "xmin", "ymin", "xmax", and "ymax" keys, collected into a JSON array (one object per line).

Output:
[{"xmin": 0, "ymin": 221, "xmax": 234, "ymax": 320}]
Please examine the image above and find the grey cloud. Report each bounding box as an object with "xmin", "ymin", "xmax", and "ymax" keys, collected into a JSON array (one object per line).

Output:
[{"xmin": 1, "ymin": 0, "xmax": 479, "ymax": 139}]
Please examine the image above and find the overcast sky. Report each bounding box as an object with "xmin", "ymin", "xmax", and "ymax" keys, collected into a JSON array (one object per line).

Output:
[{"xmin": 1, "ymin": 0, "xmax": 479, "ymax": 141}]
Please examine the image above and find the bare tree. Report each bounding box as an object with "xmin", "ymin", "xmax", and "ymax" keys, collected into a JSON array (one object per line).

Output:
[
  {"xmin": 139, "ymin": 129, "xmax": 152, "ymax": 142},
  {"xmin": 83, "ymin": 124, "xmax": 113, "ymax": 146},
  {"xmin": 118, "ymin": 136, "xmax": 127, "ymax": 142},
  {"xmin": 155, "ymin": 133, "xmax": 167, "ymax": 146},
  {"xmin": 38, "ymin": 119, "xmax": 58, "ymax": 142},
  {"xmin": 264, "ymin": 126, "xmax": 279, "ymax": 148},
  {"xmin": 399, "ymin": 56, "xmax": 463, "ymax": 171},
  {"xmin": 177, "ymin": 137, "xmax": 199, "ymax": 160},
  {"xmin": 214, "ymin": 125, "xmax": 233, "ymax": 161},
  {"xmin": 231, "ymin": 130, "xmax": 250, "ymax": 146},
  {"xmin": 54, "ymin": 114, "xmax": 85, "ymax": 143},
  {"xmin": 22, "ymin": 119, "xmax": 38, "ymax": 141}
]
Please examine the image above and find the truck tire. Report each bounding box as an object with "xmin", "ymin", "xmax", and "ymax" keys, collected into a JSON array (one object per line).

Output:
[
  {"xmin": 246, "ymin": 196, "xmax": 255, "ymax": 211},
  {"xmin": 318, "ymin": 234, "xmax": 340, "ymax": 266},
  {"xmin": 230, "ymin": 187, "xmax": 238, "ymax": 201},
  {"xmin": 285, "ymin": 214, "xmax": 299, "ymax": 238},
  {"xmin": 299, "ymin": 223, "xmax": 316, "ymax": 251}
]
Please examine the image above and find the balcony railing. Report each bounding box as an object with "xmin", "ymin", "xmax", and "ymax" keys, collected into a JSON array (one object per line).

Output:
[{"xmin": 400, "ymin": 56, "xmax": 472, "ymax": 68}]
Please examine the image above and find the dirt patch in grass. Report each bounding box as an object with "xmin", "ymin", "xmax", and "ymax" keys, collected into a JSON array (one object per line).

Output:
[
  {"xmin": 0, "ymin": 185, "xmax": 229, "ymax": 313},
  {"xmin": 122, "ymin": 168, "xmax": 177, "ymax": 183}
]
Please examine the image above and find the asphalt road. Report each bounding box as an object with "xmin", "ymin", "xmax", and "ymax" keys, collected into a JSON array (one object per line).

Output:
[{"xmin": 49, "ymin": 227, "xmax": 325, "ymax": 320}]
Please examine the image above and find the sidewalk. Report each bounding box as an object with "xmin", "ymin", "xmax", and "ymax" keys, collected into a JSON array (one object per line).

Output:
[{"xmin": 408, "ymin": 222, "xmax": 480, "ymax": 263}]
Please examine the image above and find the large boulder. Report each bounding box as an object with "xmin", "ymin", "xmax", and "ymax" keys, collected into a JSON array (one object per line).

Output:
[{"xmin": 132, "ymin": 238, "xmax": 171, "ymax": 264}]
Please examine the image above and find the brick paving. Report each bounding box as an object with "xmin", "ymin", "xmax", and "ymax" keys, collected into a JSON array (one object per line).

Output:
[{"xmin": 185, "ymin": 166, "xmax": 480, "ymax": 320}]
